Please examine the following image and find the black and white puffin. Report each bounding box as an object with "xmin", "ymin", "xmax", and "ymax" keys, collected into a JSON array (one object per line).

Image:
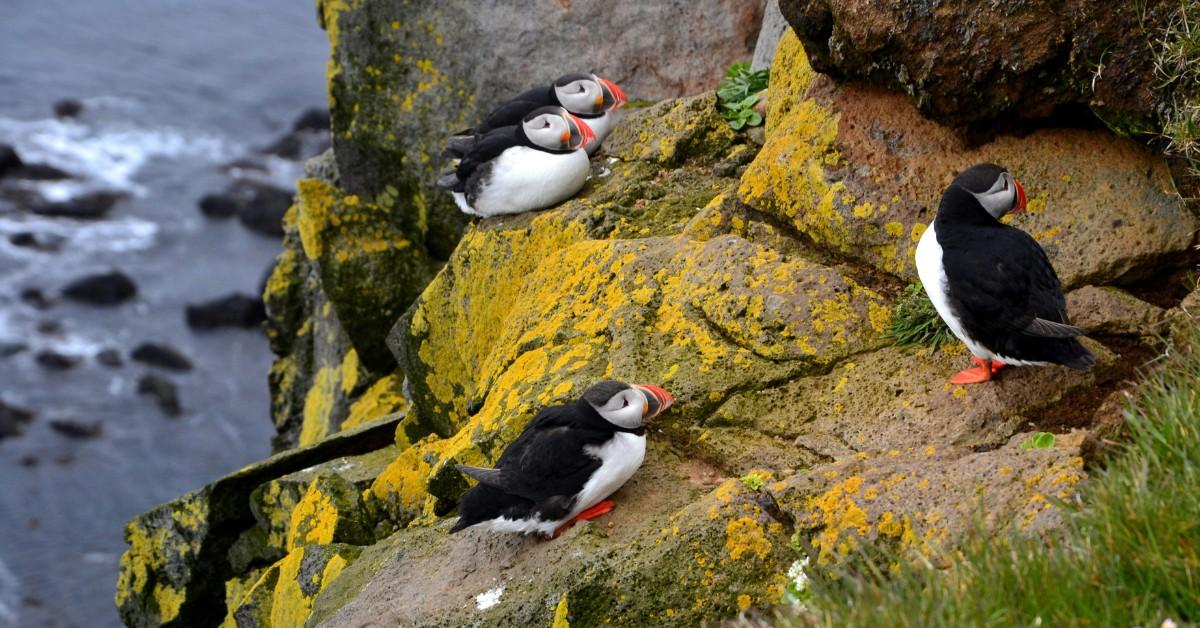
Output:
[
  {"xmin": 450, "ymin": 380, "xmax": 674, "ymax": 538},
  {"xmin": 915, "ymin": 162, "xmax": 1095, "ymax": 384},
  {"xmin": 446, "ymin": 73, "xmax": 627, "ymax": 157},
  {"xmin": 436, "ymin": 106, "xmax": 596, "ymax": 217}
]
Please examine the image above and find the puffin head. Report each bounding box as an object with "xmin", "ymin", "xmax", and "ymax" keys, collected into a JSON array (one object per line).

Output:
[
  {"xmin": 521, "ymin": 106, "xmax": 596, "ymax": 152},
  {"xmin": 581, "ymin": 380, "xmax": 674, "ymax": 430},
  {"xmin": 953, "ymin": 162, "xmax": 1027, "ymax": 219},
  {"xmin": 553, "ymin": 73, "xmax": 628, "ymax": 115}
]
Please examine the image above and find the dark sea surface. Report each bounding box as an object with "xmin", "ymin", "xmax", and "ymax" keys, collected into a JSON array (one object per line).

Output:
[{"xmin": 0, "ymin": 1, "xmax": 329, "ymax": 625}]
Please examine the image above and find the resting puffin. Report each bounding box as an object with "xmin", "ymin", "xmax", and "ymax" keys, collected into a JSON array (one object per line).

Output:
[
  {"xmin": 450, "ymin": 380, "xmax": 674, "ymax": 538},
  {"xmin": 446, "ymin": 73, "xmax": 627, "ymax": 156},
  {"xmin": 436, "ymin": 106, "xmax": 595, "ymax": 217},
  {"xmin": 915, "ymin": 163, "xmax": 1095, "ymax": 384}
]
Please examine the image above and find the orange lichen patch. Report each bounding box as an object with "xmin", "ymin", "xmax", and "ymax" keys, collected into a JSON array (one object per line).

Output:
[
  {"xmin": 342, "ymin": 373, "xmax": 407, "ymax": 432},
  {"xmin": 725, "ymin": 517, "xmax": 772, "ymax": 560},
  {"xmin": 803, "ymin": 476, "xmax": 872, "ymax": 564}
]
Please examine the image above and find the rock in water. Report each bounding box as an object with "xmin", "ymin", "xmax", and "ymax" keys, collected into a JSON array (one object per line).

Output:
[
  {"xmin": 185, "ymin": 293, "xmax": 266, "ymax": 330},
  {"xmin": 31, "ymin": 191, "xmax": 124, "ymax": 220},
  {"xmin": 9, "ymin": 232, "xmax": 65, "ymax": 252},
  {"xmin": 53, "ymin": 99, "xmax": 83, "ymax": 119},
  {"xmin": 0, "ymin": 401, "xmax": 35, "ymax": 440},
  {"xmin": 61, "ymin": 271, "xmax": 137, "ymax": 305},
  {"xmin": 0, "ymin": 144, "xmax": 23, "ymax": 177},
  {"xmin": 35, "ymin": 350, "xmax": 78, "ymax": 370},
  {"xmin": 131, "ymin": 343, "xmax": 193, "ymax": 372},
  {"xmin": 48, "ymin": 419, "xmax": 103, "ymax": 439},
  {"xmin": 19, "ymin": 288, "xmax": 54, "ymax": 310},
  {"xmin": 291, "ymin": 107, "xmax": 331, "ymax": 133},
  {"xmin": 96, "ymin": 348, "xmax": 123, "ymax": 368},
  {"xmin": 196, "ymin": 181, "xmax": 292, "ymax": 236},
  {"xmin": 136, "ymin": 374, "xmax": 182, "ymax": 417},
  {"xmin": 197, "ymin": 193, "xmax": 238, "ymax": 218}
]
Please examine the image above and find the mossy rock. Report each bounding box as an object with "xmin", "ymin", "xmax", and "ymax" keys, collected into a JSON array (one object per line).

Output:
[
  {"xmin": 739, "ymin": 29, "xmax": 1197, "ymax": 288},
  {"xmin": 226, "ymin": 543, "xmax": 362, "ymax": 628}
]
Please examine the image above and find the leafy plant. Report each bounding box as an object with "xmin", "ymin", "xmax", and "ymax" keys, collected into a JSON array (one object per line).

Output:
[
  {"xmin": 717, "ymin": 62, "xmax": 769, "ymax": 130},
  {"xmin": 740, "ymin": 472, "xmax": 766, "ymax": 491},
  {"xmin": 1019, "ymin": 432, "xmax": 1056, "ymax": 450},
  {"xmin": 884, "ymin": 283, "xmax": 955, "ymax": 350}
]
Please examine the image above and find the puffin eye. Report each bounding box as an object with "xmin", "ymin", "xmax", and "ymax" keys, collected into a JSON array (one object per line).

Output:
[{"xmin": 621, "ymin": 398, "xmax": 629, "ymax": 408}]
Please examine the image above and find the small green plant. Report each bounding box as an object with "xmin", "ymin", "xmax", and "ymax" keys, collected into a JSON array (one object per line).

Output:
[
  {"xmin": 717, "ymin": 62, "xmax": 769, "ymax": 130},
  {"xmin": 740, "ymin": 472, "xmax": 766, "ymax": 491},
  {"xmin": 1019, "ymin": 432, "xmax": 1056, "ymax": 450},
  {"xmin": 884, "ymin": 283, "xmax": 955, "ymax": 350},
  {"xmin": 1142, "ymin": 0, "xmax": 1200, "ymax": 180}
]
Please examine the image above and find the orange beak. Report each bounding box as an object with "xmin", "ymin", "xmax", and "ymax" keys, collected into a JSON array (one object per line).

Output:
[
  {"xmin": 568, "ymin": 113, "xmax": 596, "ymax": 149},
  {"xmin": 601, "ymin": 78, "xmax": 627, "ymax": 108},
  {"xmin": 633, "ymin": 384, "xmax": 674, "ymax": 418},
  {"xmin": 1012, "ymin": 179, "xmax": 1028, "ymax": 214}
]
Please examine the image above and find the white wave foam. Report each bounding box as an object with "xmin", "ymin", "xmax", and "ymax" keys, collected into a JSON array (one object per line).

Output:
[
  {"xmin": 0, "ymin": 555, "xmax": 18, "ymax": 627},
  {"xmin": 0, "ymin": 215, "xmax": 158, "ymax": 255},
  {"xmin": 0, "ymin": 116, "xmax": 239, "ymax": 199}
]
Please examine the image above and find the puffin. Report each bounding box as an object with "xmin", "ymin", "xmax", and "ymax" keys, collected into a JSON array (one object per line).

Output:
[
  {"xmin": 914, "ymin": 162, "xmax": 1095, "ymax": 384},
  {"xmin": 446, "ymin": 73, "xmax": 627, "ymax": 157},
  {"xmin": 436, "ymin": 106, "xmax": 596, "ymax": 217},
  {"xmin": 450, "ymin": 380, "xmax": 674, "ymax": 538}
]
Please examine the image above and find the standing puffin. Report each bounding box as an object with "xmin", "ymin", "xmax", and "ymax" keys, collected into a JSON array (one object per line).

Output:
[
  {"xmin": 915, "ymin": 163, "xmax": 1095, "ymax": 384},
  {"xmin": 436, "ymin": 106, "xmax": 595, "ymax": 217},
  {"xmin": 450, "ymin": 380, "xmax": 674, "ymax": 538},
  {"xmin": 446, "ymin": 73, "xmax": 627, "ymax": 156}
]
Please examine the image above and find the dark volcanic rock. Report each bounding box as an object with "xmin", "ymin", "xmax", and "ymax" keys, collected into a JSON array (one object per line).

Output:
[
  {"xmin": 19, "ymin": 288, "xmax": 54, "ymax": 310},
  {"xmin": 0, "ymin": 342, "xmax": 28, "ymax": 358},
  {"xmin": 0, "ymin": 144, "xmax": 22, "ymax": 177},
  {"xmin": 0, "ymin": 400, "xmax": 35, "ymax": 440},
  {"xmin": 35, "ymin": 350, "xmax": 78, "ymax": 370},
  {"xmin": 9, "ymin": 163, "xmax": 72, "ymax": 181},
  {"xmin": 136, "ymin": 373, "xmax": 182, "ymax": 417},
  {"xmin": 185, "ymin": 293, "xmax": 266, "ymax": 330},
  {"xmin": 96, "ymin": 348, "xmax": 123, "ymax": 368},
  {"xmin": 53, "ymin": 99, "xmax": 83, "ymax": 119},
  {"xmin": 9, "ymin": 232, "xmax": 64, "ymax": 252},
  {"xmin": 49, "ymin": 419, "xmax": 103, "ymax": 439},
  {"xmin": 197, "ymin": 181, "xmax": 291, "ymax": 236},
  {"xmin": 36, "ymin": 320, "xmax": 63, "ymax": 335},
  {"xmin": 198, "ymin": 194, "xmax": 238, "ymax": 219},
  {"xmin": 31, "ymin": 191, "xmax": 124, "ymax": 220},
  {"xmin": 778, "ymin": 0, "xmax": 1176, "ymax": 130},
  {"xmin": 131, "ymin": 342, "xmax": 193, "ymax": 372},
  {"xmin": 292, "ymin": 108, "xmax": 331, "ymax": 133},
  {"xmin": 61, "ymin": 271, "xmax": 137, "ymax": 305}
]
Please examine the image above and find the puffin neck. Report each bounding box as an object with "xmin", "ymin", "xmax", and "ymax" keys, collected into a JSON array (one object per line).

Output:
[
  {"xmin": 574, "ymin": 398, "xmax": 646, "ymax": 435},
  {"xmin": 937, "ymin": 184, "xmax": 1002, "ymax": 227}
]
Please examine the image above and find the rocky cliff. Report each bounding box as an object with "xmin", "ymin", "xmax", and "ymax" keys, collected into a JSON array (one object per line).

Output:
[{"xmin": 116, "ymin": 1, "xmax": 1199, "ymax": 626}]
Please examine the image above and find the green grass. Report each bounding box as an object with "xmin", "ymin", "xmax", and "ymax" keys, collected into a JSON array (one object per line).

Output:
[
  {"xmin": 781, "ymin": 318, "xmax": 1200, "ymax": 626},
  {"xmin": 716, "ymin": 62, "xmax": 769, "ymax": 130},
  {"xmin": 1149, "ymin": 0, "xmax": 1200, "ymax": 179},
  {"xmin": 883, "ymin": 283, "xmax": 956, "ymax": 350}
]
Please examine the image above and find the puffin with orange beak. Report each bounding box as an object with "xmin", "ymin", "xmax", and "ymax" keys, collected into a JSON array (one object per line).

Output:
[
  {"xmin": 451, "ymin": 380, "xmax": 673, "ymax": 538},
  {"xmin": 436, "ymin": 106, "xmax": 595, "ymax": 217},
  {"xmin": 446, "ymin": 72, "xmax": 627, "ymax": 157},
  {"xmin": 915, "ymin": 163, "xmax": 1094, "ymax": 384}
]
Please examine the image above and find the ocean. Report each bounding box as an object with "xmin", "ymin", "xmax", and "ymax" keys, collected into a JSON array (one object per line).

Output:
[{"xmin": 0, "ymin": 1, "xmax": 329, "ymax": 625}]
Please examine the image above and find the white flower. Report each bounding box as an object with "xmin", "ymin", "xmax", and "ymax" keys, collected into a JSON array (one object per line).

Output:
[{"xmin": 1161, "ymin": 619, "xmax": 1177, "ymax": 628}]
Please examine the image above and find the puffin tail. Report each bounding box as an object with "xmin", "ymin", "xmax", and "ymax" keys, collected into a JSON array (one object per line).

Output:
[
  {"xmin": 1059, "ymin": 339, "xmax": 1096, "ymax": 370},
  {"xmin": 436, "ymin": 169, "xmax": 461, "ymax": 190},
  {"xmin": 442, "ymin": 134, "xmax": 476, "ymax": 159}
]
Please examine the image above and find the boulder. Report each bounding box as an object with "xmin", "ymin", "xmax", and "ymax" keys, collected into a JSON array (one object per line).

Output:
[
  {"xmin": 137, "ymin": 374, "xmax": 182, "ymax": 417},
  {"xmin": 0, "ymin": 400, "xmax": 35, "ymax": 440},
  {"xmin": 19, "ymin": 287, "xmax": 54, "ymax": 310},
  {"xmin": 197, "ymin": 181, "xmax": 292, "ymax": 237},
  {"xmin": 290, "ymin": 108, "xmax": 330, "ymax": 134},
  {"xmin": 131, "ymin": 343, "xmax": 193, "ymax": 372},
  {"xmin": 31, "ymin": 191, "xmax": 124, "ymax": 219},
  {"xmin": 778, "ymin": 0, "xmax": 1178, "ymax": 130},
  {"xmin": 8, "ymin": 163, "xmax": 72, "ymax": 181},
  {"xmin": 9, "ymin": 231, "xmax": 64, "ymax": 252},
  {"xmin": 53, "ymin": 99, "xmax": 83, "ymax": 119},
  {"xmin": 185, "ymin": 293, "xmax": 266, "ymax": 330},
  {"xmin": 61, "ymin": 271, "xmax": 137, "ymax": 305},
  {"xmin": 197, "ymin": 194, "xmax": 238, "ymax": 219},
  {"xmin": 738, "ymin": 30, "xmax": 1197, "ymax": 288},
  {"xmin": 96, "ymin": 348, "xmax": 124, "ymax": 368},
  {"xmin": 48, "ymin": 419, "xmax": 103, "ymax": 439},
  {"xmin": 1067, "ymin": 286, "xmax": 1169, "ymax": 336},
  {"xmin": 0, "ymin": 144, "xmax": 22, "ymax": 177},
  {"xmin": 35, "ymin": 350, "xmax": 79, "ymax": 370}
]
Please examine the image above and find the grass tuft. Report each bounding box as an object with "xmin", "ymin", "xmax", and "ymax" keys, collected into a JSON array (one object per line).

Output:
[
  {"xmin": 884, "ymin": 283, "xmax": 955, "ymax": 350},
  {"xmin": 1150, "ymin": 0, "xmax": 1200, "ymax": 180},
  {"xmin": 780, "ymin": 316, "xmax": 1200, "ymax": 626}
]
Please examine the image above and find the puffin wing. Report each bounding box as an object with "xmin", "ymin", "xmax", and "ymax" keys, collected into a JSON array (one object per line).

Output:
[
  {"xmin": 480, "ymin": 85, "xmax": 556, "ymax": 131},
  {"xmin": 454, "ymin": 126, "xmax": 522, "ymax": 183},
  {"xmin": 945, "ymin": 226, "xmax": 1077, "ymax": 336},
  {"xmin": 457, "ymin": 405, "xmax": 604, "ymax": 503}
]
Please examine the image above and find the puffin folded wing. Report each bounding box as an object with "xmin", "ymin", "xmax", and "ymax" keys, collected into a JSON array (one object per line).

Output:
[{"xmin": 1024, "ymin": 317, "xmax": 1086, "ymax": 338}]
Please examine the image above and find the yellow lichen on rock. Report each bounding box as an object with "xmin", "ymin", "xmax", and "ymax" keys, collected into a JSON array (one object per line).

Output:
[
  {"xmin": 552, "ymin": 593, "xmax": 571, "ymax": 628},
  {"xmin": 342, "ymin": 372, "xmax": 408, "ymax": 431}
]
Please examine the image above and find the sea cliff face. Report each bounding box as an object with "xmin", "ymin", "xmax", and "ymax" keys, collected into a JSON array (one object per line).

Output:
[{"xmin": 116, "ymin": 1, "xmax": 1198, "ymax": 626}]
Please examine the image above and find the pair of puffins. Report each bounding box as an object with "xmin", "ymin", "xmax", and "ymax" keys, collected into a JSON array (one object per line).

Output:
[{"xmin": 437, "ymin": 73, "xmax": 627, "ymax": 217}]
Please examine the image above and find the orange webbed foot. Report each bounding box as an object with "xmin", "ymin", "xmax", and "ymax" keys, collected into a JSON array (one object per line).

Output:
[
  {"xmin": 548, "ymin": 500, "xmax": 616, "ymax": 539},
  {"xmin": 949, "ymin": 357, "xmax": 997, "ymax": 384}
]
